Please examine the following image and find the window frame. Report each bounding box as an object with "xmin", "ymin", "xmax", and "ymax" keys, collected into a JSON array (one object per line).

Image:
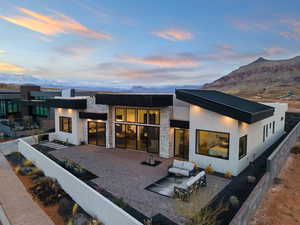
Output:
[
  {"xmin": 239, "ymin": 135, "xmax": 248, "ymax": 160},
  {"xmin": 195, "ymin": 129, "xmax": 230, "ymax": 160},
  {"xmin": 59, "ymin": 116, "xmax": 72, "ymax": 133},
  {"xmin": 115, "ymin": 107, "xmax": 160, "ymax": 125}
]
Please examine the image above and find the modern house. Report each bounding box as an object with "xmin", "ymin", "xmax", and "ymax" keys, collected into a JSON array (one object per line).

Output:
[{"xmin": 46, "ymin": 89, "xmax": 287, "ymax": 175}]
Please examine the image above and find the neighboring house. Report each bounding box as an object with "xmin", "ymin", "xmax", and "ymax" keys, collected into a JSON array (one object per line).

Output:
[{"xmin": 44, "ymin": 89, "xmax": 287, "ymax": 175}]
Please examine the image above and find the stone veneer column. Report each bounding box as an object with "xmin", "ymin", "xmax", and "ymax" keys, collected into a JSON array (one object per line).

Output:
[
  {"xmin": 107, "ymin": 106, "xmax": 114, "ymax": 148},
  {"xmin": 159, "ymin": 107, "xmax": 173, "ymax": 158}
]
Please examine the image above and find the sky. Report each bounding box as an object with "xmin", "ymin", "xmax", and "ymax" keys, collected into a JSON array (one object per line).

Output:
[{"xmin": 0, "ymin": 0, "xmax": 300, "ymax": 88}]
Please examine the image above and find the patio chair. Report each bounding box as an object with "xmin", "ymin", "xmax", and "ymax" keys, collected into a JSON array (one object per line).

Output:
[{"xmin": 174, "ymin": 171, "xmax": 206, "ymax": 201}]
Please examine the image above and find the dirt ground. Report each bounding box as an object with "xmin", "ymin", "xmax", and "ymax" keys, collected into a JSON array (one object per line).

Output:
[
  {"xmin": 249, "ymin": 153, "xmax": 300, "ymax": 225},
  {"xmin": 9, "ymin": 163, "xmax": 65, "ymax": 225}
]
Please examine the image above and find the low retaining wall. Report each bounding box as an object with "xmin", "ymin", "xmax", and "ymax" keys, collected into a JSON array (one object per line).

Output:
[
  {"xmin": 230, "ymin": 121, "xmax": 300, "ymax": 225},
  {"xmin": 18, "ymin": 139, "xmax": 142, "ymax": 225}
]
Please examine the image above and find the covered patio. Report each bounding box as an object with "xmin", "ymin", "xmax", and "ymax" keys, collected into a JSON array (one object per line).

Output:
[{"xmin": 49, "ymin": 145, "xmax": 230, "ymax": 224}]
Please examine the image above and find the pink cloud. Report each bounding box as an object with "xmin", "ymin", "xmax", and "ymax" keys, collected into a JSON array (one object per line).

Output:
[
  {"xmin": 119, "ymin": 55, "xmax": 199, "ymax": 67},
  {"xmin": 152, "ymin": 28, "xmax": 194, "ymax": 41},
  {"xmin": 0, "ymin": 7, "xmax": 112, "ymax": 40}
]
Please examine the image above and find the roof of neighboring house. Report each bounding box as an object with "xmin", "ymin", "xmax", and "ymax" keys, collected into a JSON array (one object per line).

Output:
[{"xmin": 176, "ymin": 89, "xmax": 274, "ymax": 123}]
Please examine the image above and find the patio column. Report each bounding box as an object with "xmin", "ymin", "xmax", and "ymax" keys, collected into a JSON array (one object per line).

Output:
[{"xmin": 159, "ymin": 106, "xmax": 173, "ymax": 158}]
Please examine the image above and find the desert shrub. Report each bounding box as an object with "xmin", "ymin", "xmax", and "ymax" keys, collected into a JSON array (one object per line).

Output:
[
  {"xmin": 62, "ymin": 159, "xmax": 85, "ymax": 174},
  {"xmin": 6, "ymin": 152, "xmax": 24, "ymax": 166},
  {"xmin": 114, "ymin": 197, "xmax": 127, "ymax": 209},
  {"xmin": 290, "ymin": 146, "xmax": 300, "ymax": 154},
  {"xmin": 143, "ymin": 218, "xmax": 152, "ymax": 225},
  {"xmin": 187, "ymin": 202, "xmax": 228, "ymax": 225},
  {"xmin": 30, "ymin": 177, "xmax": 66, "ymax": 206},
  {"xmin": 58, "ymin": 197, "xmax": 76, "ymax": 220},
  {"xmin": 229, "ymin": 196, "xmax": 239, "ymax": 208},
  {"xmin": 23, "ymin": 159, "xmax": 33, "ymax": 166},
  {"xmin": 224, "ymin": 171, "xmax": 232, "ymax": 178},
  {"xmin": 205, "ymin": 164, "xmax": 214, "ymax": 174}
]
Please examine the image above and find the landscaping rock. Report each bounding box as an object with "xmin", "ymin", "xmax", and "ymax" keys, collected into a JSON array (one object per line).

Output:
[
  {"xmin": 247, "ymin": 176, "xmax": 257, "ymax": 184},
  {"xmin": 73, "ymin": 213, "xmax": 90, "ymax": 225}
]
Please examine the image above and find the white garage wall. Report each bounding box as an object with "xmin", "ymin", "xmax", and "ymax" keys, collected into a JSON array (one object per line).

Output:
[{"xmin": 18, "ymin": 139, "xmax": 142, "ymax": 225}]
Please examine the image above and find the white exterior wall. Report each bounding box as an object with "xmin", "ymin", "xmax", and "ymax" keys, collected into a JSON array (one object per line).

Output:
[
  {"xmin": 188, "ymin": 103, "xmax": 287, "ymax": 176},
  {"xmin": 236, "ymin": 103, "xmax": 287, "ymax": 174},
  {"xmin": 189, "ymin": 105, "xmax": 240, "ymax": 175},
  {"xmin": 54, "ymin": 108, "xmax": 83, "ymax": 145},
  {"xmin": 172, "ymin": 98, "xmax": 190, "ymax": 121}
]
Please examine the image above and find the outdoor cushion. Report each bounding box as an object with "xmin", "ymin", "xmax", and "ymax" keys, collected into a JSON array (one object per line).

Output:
[
  {"xmin": 183, "ymin": 162, "xmax": 194, "ymax": 171},
  {"xmin": 168, "ymin": 167, "xmax": 190, "ymax": 176},
  {"xmin": 173, "ymin": 159, "xmax": 184, "ymax": 169}
]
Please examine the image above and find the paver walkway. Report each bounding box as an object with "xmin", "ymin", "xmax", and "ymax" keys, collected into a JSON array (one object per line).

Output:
[{"xmin": 0, "ymin": 153, "xmax": 55, "ymax": 225}]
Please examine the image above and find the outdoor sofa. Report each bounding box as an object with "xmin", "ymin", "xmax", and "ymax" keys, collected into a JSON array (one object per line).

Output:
[
  {"xmin": 174, "ymin": 171, "xmax": 207, "ymax": 201},
  {"xmin": 168, "ymin": 159, "xmax": 194, "ymax": 176}
]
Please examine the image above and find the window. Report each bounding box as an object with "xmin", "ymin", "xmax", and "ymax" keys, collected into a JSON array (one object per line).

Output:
[
  {"xmin": 148, "ymin": 110, "xmax": 160, "ymax": 125},
  {"xmin": 272, "ymin": 121, "xmax": 275, "ymax": 134},
  {"xmin": 115, "ymin": 108, "xmax": 126, "ymax": 121},
  {"xmin": 239, "ymin": 135, "xmax": 247, "ymax": 159},
  {"xmin": 266, "ymin": 125, "xmax": 268, "ymax": 138},
  {"xmin": 126, "ymin": 108, "xmax": 137, "ymax": 122},
  {"xmin": 138, "ymin": 109, "xmax": 148, "ymax": 124},
  {"xmin": 59, "ymin": 117, "xmax": 72, "ymax": 133},
  {"xmin": 196, "ymin": 130, "xmax": 229, "ymax": 159},
  {"xmin": 263, "ymin": 125, "xmax": 266, "ymax": 142},
  {"xmin": 115, "ymin": 108, "xmax": 160, "ymax": 125}
]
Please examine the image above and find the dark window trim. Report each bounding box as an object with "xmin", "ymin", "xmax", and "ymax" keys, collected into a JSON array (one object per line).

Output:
[
  {"xmin": 115, "ymin": 107, "xmax": 160, "ymax": 125},
  {"xmin": 239, "ymin": 135, "xmax": 248, "ymax": 160},
  {"xmin": 59, "ymin": 116, "xmax": 72, "ymax": 133},
  {"xmin": 195, "ymin": 129, "xmax": 230, "ymax": 160},
  {"xmin": 272, "ymin": 121, "xmax": 275, "ymax": 134},
  {"xmin": 115, "ymin": 123, "xmax": 160, "ymax": 153},
  {"xmin": 174, "ymin": 128, "xmax": 189, "ymax": 159},
  {"xmin": 263, "ymin": 125, "xmax": 266, "ymax": 142}
]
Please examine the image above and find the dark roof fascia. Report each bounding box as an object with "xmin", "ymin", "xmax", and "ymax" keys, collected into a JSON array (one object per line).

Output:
[
  {"xmin": 176, "ymin": 90, "xmax": 274, "ymax": 124},
  {"xmin": 79, "ymin": 112, "xmax": 107, "ymax": 120},
  {"xmin": 170, "ymin": 119, "xmax": 190, "ymax": 129},
  {"xmin": 95, "ymin": 94, "xmax": 173, "ymax": 107},
  {"xmin": 47, "ymin": 99, "xmax": 87, "ymax": 109}
]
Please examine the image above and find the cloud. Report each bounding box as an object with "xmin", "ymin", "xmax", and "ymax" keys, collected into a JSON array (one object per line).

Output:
[
  {"xmin": 118, "ymin": 54, "xmax": 199, "ymax": 67},
  {"xmin": 279, "ymin": 18, "xmax": 300, "ymax": 40},
  {"xmin": 152, "ymin": 28, "xmax": 194, "ymax": 41},
  {"xmin": 0, "ymin": 7, "xmax": 111, "ymax": 40},
  {"xmin": 55, "ymin": 43, "xmax": 94, "ymax": 59},
  {"xmin": 37, "ymin": 36, "xmax": 53, "ymax": 42},
  {"xmin": 215, "ymin": 44, "xmax": 235, "ymax": 55},
  {"xmin": 0, "ymin": 50, "xmax": 6, "ymax": 54},
  {"xmin": 0, "ymin": 61, "xmax": 25, "ymax": 74}
]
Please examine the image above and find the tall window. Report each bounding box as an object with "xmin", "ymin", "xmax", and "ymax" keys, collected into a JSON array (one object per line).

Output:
[
  {"xmin": 59, "ymin": 117, "xmax": 72, "ymax": 133},
  {"xmin": 138, "ymin": 109, "xmax": 148, "ymax": 124},
  {"xmin": 148, "ymin": 110, "xmax": 160, "ymax": 125},
  {"xmin": 272, "ymin": 121, "xmax": 275, "ymax": 134},
  {"xmin": 196, "ymin": 130, "xmax": 229, "ymax": 159},
  {"xmin": 126, "ymin": 108, "xmax": 137, "ymax": 122},
  {"xmin": 239, "ymin": 135, "xmax": 247, "ymax": 159}
]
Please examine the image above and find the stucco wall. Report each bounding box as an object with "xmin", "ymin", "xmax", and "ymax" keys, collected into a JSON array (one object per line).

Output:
[
  {"xmin": 237, "ymin": 103, "xmax": 287, "ymax": 174},
  {"xmin": 189, "ymin": 104, "xmax": 240, "ymax": 175}
]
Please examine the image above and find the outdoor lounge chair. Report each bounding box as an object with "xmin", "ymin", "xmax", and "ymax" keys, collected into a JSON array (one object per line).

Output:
[
  {"xmin": 168, "ymin": 159, "xmax": 194, "ymax": 177},
  {"xmin": 174, "ymin": 171, "xmax": 207, "ymax": 201}
]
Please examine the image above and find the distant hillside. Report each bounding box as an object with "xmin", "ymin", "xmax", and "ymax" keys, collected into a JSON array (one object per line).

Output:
[{"xmin": 203, "ymin": 56, "xmax": 300, "ymax": 99}]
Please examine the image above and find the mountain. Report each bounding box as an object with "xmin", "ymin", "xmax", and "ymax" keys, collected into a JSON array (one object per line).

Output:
[
  {"xmin": 202, "ymin": 56, "xmax": 300, "ymax": 99},
  {"xmin": 0, "ymin": 73, "xmax": 199, "ymax": 93}
]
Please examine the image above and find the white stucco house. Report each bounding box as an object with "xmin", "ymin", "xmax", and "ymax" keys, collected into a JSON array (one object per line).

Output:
[{"xmin": 42, "ymin": 89, "xmax": 287, "ymax": 176}]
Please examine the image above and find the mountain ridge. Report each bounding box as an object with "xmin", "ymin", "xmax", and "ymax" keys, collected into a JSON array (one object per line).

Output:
[{"xmin": 202, "ymin": 56, "xmax": 300, "ymax": 99}]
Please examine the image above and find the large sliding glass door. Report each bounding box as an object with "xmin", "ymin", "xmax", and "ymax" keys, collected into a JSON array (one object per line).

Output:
[
  {"xmin": 115, "ymin": 124, "xmax": 159, "ymax": 153},
  {"xmin": 174, "ymin": 128, "xmax": 189, "ymax": 160},
  {"xmin": 88, "ymin": 121, "xmax": 106, "ymax": 146}
]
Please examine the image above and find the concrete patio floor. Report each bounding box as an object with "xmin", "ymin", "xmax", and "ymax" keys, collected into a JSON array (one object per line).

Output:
[{"xmin": 50, "ymin": 145, "xmax": 231, "ymax": 224}]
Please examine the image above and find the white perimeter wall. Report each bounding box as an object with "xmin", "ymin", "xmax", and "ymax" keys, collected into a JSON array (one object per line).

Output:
[{"xmin": 17, "ymin": 139, "xmax": 142, "ymax": 225}]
